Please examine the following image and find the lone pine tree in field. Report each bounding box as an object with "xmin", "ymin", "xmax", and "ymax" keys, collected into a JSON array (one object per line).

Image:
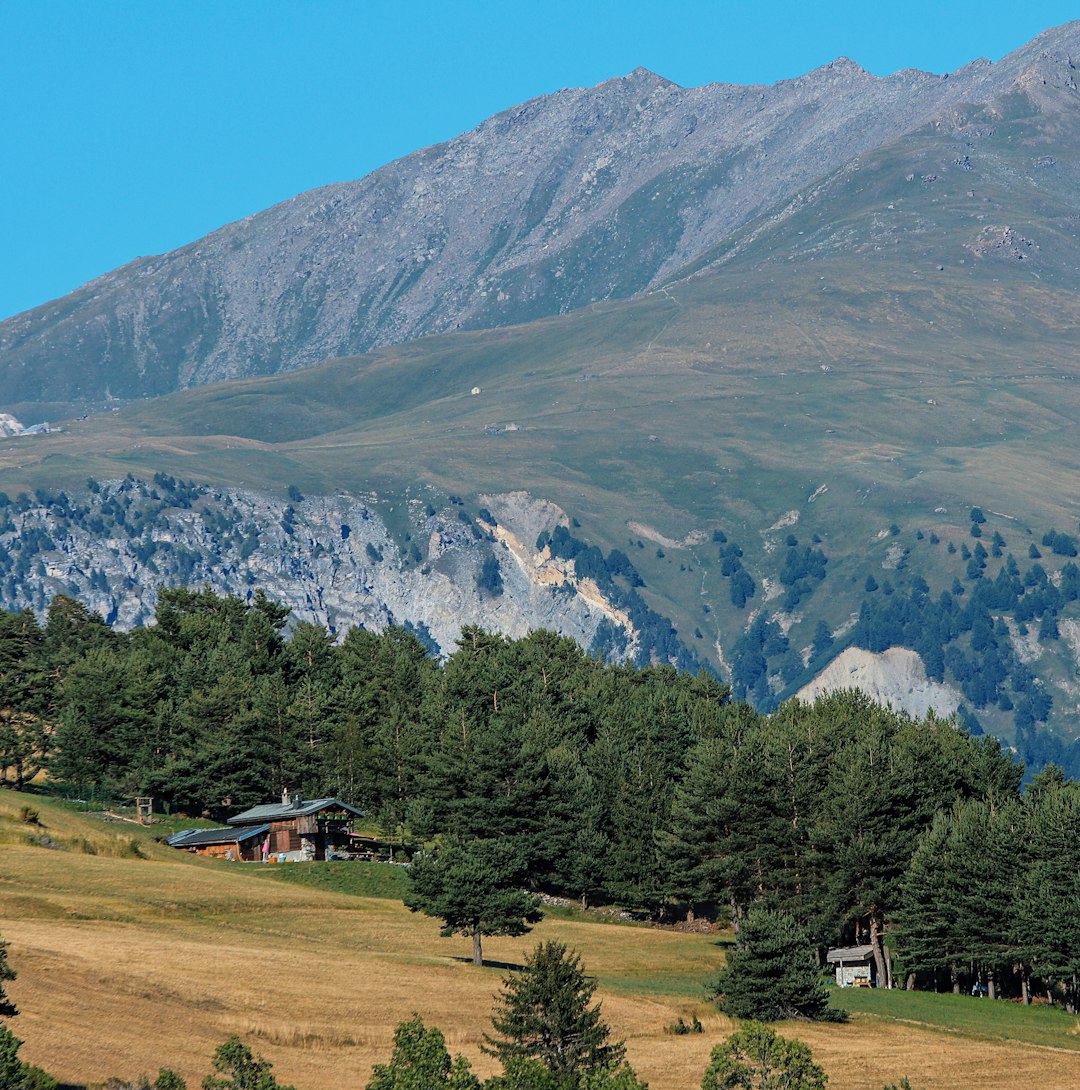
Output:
[
  {"xmin": 709, "ymin": 908, "xmax": 839, "ymax": 1022},
  {"xmin": 404, "ymin": 838, "xmax": 542, "ymax": 965},
  {"xmin": 483, "ymin": 942, "xmax": 627, "ymax": 1089}
]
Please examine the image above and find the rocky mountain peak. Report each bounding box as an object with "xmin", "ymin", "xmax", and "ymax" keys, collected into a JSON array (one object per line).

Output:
[
  {"xmin": 812, "ymin": 56, "xmax": 871, "ymax": 80},
  {"xmin": 623, "ymin": 65, "xmax": 677, "ymax": 88}
]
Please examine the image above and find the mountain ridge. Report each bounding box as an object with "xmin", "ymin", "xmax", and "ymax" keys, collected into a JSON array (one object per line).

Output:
[{"xmin": 4, "ymin": 21, "xmax": 1079, "ymax": 417}]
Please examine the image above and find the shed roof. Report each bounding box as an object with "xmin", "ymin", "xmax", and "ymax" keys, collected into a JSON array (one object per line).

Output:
[
  {"xmin": 227, "ymin": 797, "xmax": 364, "ymax": 825},
  {"xmin": 826, "ymin": 945, "xmax": 876, "ymax": 963},
  {"xmin": 167, "ymin": 824, "xmax": 269, "ymax": 848}
]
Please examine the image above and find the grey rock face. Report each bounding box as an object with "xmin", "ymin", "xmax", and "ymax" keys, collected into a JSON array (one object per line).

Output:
[
  {"xmin": 2, "ymin": 23, "xmax": 1078, "ymax": 411},
  {"xmin": 0, "ymin": 480, "xmax": 635, "ymax": 657}
]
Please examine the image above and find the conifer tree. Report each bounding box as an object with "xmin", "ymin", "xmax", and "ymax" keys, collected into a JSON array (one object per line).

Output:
[
  {"xmin": 709, "ymin": 908, "xmax": 839, "ymax": 1022},
  {"xmin": 404, "ymin": 839, "xmax": 542, "ymax": 965},
  {"xmin": 0, "ymin": 1025, "xmax": 28, "ymax": 1090},
  {"xmin": 0, "ymin": 608, "xmax": 51, "ymax": 790},
  {"xmin": 943, "ymin": 800, "xmax": 1021, "ymax": 997},
  {"xmin": 894, "ymin": 812, "xmax": 954, "ymax": 986},
  {"xmin": 484, "ymin": 942, "xmax": 627, "ymax": 1090}
]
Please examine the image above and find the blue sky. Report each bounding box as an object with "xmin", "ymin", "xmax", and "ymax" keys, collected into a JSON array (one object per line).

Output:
[{"xmin": 1, "ymin": 1, "xmax": 1076, "ymax": 321}]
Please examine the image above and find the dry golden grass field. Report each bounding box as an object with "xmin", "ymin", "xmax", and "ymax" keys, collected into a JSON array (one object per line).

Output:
[{"xmin": 2, "ymin": 791, "xmax": 1080, "ymax": 1090}]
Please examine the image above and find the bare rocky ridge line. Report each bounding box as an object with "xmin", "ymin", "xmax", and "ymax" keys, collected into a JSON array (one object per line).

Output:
[{"xmin": 2, "ymin": 22, "xmax": 1079, "ymax": 410}]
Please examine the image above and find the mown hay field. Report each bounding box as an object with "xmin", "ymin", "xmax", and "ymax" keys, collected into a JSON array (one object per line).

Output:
[{"xmin": 2, "ymin": 791, "xmax": 1080, "ymax": 1090}]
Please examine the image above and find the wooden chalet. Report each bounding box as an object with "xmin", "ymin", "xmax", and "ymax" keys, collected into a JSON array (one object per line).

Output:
[
  {"xmin": 226, "ymin": 790, "xmax": 365, "ymax": 862},
  {"xmin": 166, "ymin": 823, "xmax": 269, "ymax": 861}
]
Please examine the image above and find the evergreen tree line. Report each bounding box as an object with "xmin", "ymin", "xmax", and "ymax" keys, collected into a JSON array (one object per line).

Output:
[
  {"xmin": 5, "ymin": 479, "xmax": 1080, "ymax": 768},
  {"xmin": 895, "ymin": 766, "xmax": 1080, "ymax": 1009},
  {"xmin": 6, "ymin": 586, "xmax": 1070, "ymax": 1002}
]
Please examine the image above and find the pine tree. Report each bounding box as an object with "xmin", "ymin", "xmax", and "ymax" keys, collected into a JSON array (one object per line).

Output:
[
  {"xmin": 943, "ymin": 800, "xmax": 1021, "ymax": 996},
  {"xmin": 0, "ymin": 1025, "xmax": 28, "ymax": 1090},
  {"xmin": 404, "ymin": 839, "xmax": 542, "ymax": 965},
  {"xmin": 484, "ymin": 942, "xmax": 627, "ymax": 1090},
  {"xmin": 894, "ymin": 812, "xmax": 954, "ymax": 984},
  {"xmin": 0, "ymin": 609, "xmax": 51, "ymax": 790},
  {"xmin": 709, "ymin": 908, "xmax": 839, "ymax": 1022}
]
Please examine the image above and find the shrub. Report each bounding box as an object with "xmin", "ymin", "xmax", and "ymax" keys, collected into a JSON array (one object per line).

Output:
[
  {"xmin": 202, "ymin": 1035, "xmax": 294, "ymax": 1090},
  {"xmin": 477, "ymin": 554, "xmax": 504, "ymax": 597},
  {"xmin": 665, "ymin": 1015, "xmax": 703, "ymax": 1035},
  {"xmin": 367, "ymin": 1016, "xmax": 479, "ymax": 1090},
  {"xmin": 701, "ymin": 1022, "xmax": 826, "ymax": 1090}
]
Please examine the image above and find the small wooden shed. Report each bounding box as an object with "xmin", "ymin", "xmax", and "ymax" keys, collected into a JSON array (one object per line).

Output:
[
  {"xmin": 826, "ymin": 945, "xmax": 876, "ymax": 988},
  {"xmin": 226, "ymin": 790, "xmax": 365, "ymax": 862}
]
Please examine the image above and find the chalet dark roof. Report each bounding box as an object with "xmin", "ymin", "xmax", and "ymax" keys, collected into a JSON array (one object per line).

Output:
[
  {"xmin": 826, "ymin": 945, "xmax": 875, "ymax": 963},
  {"xmin": 226, "ymin": 797, "xmax": 364, "ymax": 826},
  {"xmin": 166, "ymin": 824, "xmax": 269, "ymax": 848}
]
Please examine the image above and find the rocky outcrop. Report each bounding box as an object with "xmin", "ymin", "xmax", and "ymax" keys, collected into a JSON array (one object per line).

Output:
[
  {"xmin": 796, "ymin": 646, "xmax": 962, "ymax": 719},
  {"xmin": 0, "ymin": 480, "xmax": 643, "ymax": 657},
  {"xmin": 3, "ymin": 23, "xmax": 1079, "ymax": 411}
]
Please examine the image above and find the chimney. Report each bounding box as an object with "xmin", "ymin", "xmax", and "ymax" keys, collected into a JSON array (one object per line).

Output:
[
  {"xmin": 292, "ymin": 793, "xmax": 303, "ymax": 809},
  {"xmin": 281, "ymin": 788, "xmax": 290, "ymax": 807}
]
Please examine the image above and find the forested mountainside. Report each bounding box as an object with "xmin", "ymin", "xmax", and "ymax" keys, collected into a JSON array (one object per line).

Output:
[
  {"xmin": 1, "ymin": 22, "xmax": 1079, "ymax": 416},
  {"xmin": 5, "ymin": 590, "xmax": 1080, "ymax": 1006},
  {"xmin": 0, "ymin": 478, "xmax": 634, "ymax": 663},
  {"xmin": 3, "ymin": 480, "xmax": 1080, "ymax": 773}
]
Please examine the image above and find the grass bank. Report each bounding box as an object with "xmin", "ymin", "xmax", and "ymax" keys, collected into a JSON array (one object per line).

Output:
[{"xmin": 832, "ymin": 984, "xmax": 1080, "ymax": 1052}]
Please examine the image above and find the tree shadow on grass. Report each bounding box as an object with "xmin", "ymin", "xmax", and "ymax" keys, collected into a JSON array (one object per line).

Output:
[{"xmin": 449, "ymin": 956, "xmax": 528, "ymax": 971}]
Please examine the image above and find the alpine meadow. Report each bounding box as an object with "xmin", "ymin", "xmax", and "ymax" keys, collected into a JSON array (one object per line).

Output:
[{"xmin": 2, "ymin": 13, "xmax": 1080, "ymax": 1090}]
